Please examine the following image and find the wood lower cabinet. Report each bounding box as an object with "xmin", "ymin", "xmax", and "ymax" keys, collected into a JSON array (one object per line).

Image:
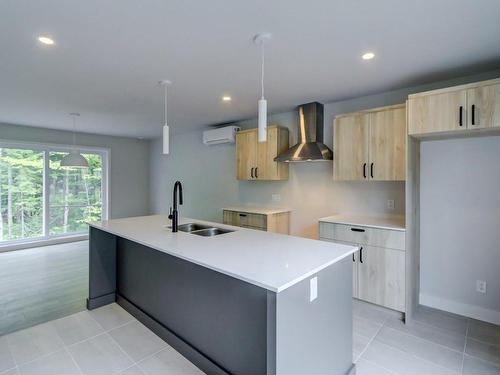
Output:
[
  {"xmin": 319, "ymin": 221, "xmax": 406, "ymax": 312},
  {"xmin": 223, "ymin": 208, "xmax": 290, "ymax": 234},
  {"xmin": 408, "ymin": 79, "xmax": 500, "ymax": 136},
  {"xmin": 333, "ymin": 104, "xmax": 406, "ymax": 181},
  {"xmin": 357, "ymin": 245, "xmax": 406, "ymax": 312},
  {"xmin": 235, "ymin": 125, "xmax": 289, "ymax": 181}
]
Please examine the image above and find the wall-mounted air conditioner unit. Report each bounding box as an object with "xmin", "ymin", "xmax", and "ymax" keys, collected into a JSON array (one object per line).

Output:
[{"xmin": 203, "ymin": 125, "xmax": 240, "ymax": 145}]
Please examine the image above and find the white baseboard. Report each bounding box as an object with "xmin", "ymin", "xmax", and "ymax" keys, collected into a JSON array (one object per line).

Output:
[{"xmin": 420, "ymin": 293, "xmax": 500, "ymax": 326}]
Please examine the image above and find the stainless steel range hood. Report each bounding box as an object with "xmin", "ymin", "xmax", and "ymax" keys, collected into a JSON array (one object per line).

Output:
[{"xmin": 274, "ymin": 102, "xmax": 333, "ymax": 162}]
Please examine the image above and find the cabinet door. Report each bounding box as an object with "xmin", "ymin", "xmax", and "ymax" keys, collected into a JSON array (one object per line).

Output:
[
  {"xmin": 369, "ymin": 107, "xmax": 406, "ymax": 181},
  {"xmin": 357, "ymin": 246, "xmax": 406, "ymax": 312},
  {"xmin": 408, "ymin": 90, "xmax": 467, "ymax": 135},
  {"xmin": 236, "ymin": 130, "xmax": 257, "ymax": 180},
  {"xmin": 333, "ymin": 114, "xmax": 369, "ymax": 180},
  {"xmin": 467, "ymin": 84, "xmax": 500, "ymax": 129}
]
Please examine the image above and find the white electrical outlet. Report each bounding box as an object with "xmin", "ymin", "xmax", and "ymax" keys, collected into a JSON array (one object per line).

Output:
[
  {"xmin": 310, "ymin": 277, "xmax": 318, "ymax": 302},
  {"xmin": 387, "ymin": 200, "xmax": 395, "ymax": 210},
  {"xmin": 272, "ymin": 193, "xmax": 281, "ymax": 202},
  {"xmin": 476, "ymin": 280, "xmax": 487, "ymax": 294}
]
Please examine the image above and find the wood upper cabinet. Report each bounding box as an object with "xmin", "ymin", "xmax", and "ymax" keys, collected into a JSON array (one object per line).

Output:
[
  {"xmin": 408, "ymin": 90, "xmax": 466, "ymax": 135},
  {"xmin": 369, "ymin": 107, "xmax": 406, "ymax": 181},
  {"xmin": 235, "ymin": 125, "xmax": 289, "ymax": 181},
  {"xmin": 408, "ymin": 79, "xmax": 500, "ymax": 136},
  {"xmin": 467, "ymin": 84, "xmax": 500, "ymax": 130},
  {"xmin": 333, "ymin": 114, "xmax": 369, "ymax": 181},
  {"xmin": 333, "ymin": 105, "xmax": 406, "ymax": 181}
]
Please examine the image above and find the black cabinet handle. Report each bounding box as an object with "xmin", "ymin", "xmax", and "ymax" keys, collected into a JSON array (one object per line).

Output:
[
  {"xmin": 255, "ymin": 167, "xmax": 258, "ymax": 179},
  {"xmin": 363, "ymin": 163, "xmax": 367, "ymax": 179},
  {"xmin": 239, "ymin": 213, "xmax": 247, "ymax": 217},
  {"xmin": 471, "ymin": 104, "xmax": 476, "ymax": 125},
  {"xmin": 250, "ymin": 167, "xmax": 254, "ymax": 178},
  {"xmin": 352, "ymin": 253, "xmax": 355, "ymax": 262},
  {"xmin": 350, "ymin": 228, "xmax": 365, "ymax": 233},
  {"xmin": 359, "ymin": 247, "xmax": 364, "ymax": 263},
  {"xmin": 370, "ymin": 163, "xmax": 374, "ymax": 179},
  {"xmin": 459, "ymin": 106, "xmax": 463, "ymax": 126}
]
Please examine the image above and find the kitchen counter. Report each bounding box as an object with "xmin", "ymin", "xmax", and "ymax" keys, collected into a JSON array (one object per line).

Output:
[
  {"xmin": 319, "ymin": 214, "xmax": 406, "ymax": 231},
  {"xmin": 88, "ymin": 214, "xmax": 355, "ymax": 375},
  {"xmin": 222, "ymin": 206, "xmax": 291, "ymax": 215},
  {"xmin": 89, "ymin": 214, "xmax": 356, "ymax": 292}
]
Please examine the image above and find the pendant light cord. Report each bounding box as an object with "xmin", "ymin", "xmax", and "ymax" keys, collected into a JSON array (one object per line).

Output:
[
  {"xmin": 164, "ymin": 84, "xmax": 168, "ymax": 125},
  {"xmin": 260, "ymin": 41, "xmax": 265, "ymax": 99},
  {"xmin": 72, "ymin": 115, "xmax": 76, "ymax": 146}
]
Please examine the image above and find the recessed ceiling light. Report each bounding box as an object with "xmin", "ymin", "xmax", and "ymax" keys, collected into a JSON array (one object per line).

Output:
[
  {"xmin": 222, "ymin": 96, "xmax": 232, "ymax": 102},
  {"xmin": 38, "ymin": 36, "xmax": 55, "ymax": 45},
  {"xmin": 362, "ymin": 52, "xmax": 375, "ymax": 60}
]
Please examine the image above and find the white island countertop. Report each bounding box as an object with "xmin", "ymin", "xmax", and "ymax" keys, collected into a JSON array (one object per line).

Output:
[
  {"xmin": 222, "ymin": 206, "xmax": 291, "ymax": 215},
  {"xmin": 319, "ymin": 214, "xmax": 405, "ymax": 231},
  {"xmin": 89, "ymin": 215, "xmax": 357, "ymax": 293}
]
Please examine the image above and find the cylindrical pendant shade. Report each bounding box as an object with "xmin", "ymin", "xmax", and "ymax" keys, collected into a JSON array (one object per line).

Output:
[
  {"xmin": 258, "ymin": 98, "xmax": 267, "ymax": 142},
  {"xmin": 163, "ymin": 124, "xmax": 169, "ymax": 154}
]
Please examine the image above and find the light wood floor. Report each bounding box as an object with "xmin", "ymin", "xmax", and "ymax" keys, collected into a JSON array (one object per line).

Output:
[{"xmin": 0, "ymin": 241, "xmax": 88, "ymax": 336}]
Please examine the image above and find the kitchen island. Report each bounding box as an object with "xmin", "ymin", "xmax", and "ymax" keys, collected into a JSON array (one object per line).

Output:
[{"xmin": 88, "ymin": 215, "xmax": 357, "ymax": 375}]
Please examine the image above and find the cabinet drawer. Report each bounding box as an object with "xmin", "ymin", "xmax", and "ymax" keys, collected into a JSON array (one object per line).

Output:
[
  {"xmin": 319, "ymin": 222, "xmax": 405, "ymax": 250},
  {"xmin": 223, "ymin": 210, "xmax": 267, "ymax": 230}
]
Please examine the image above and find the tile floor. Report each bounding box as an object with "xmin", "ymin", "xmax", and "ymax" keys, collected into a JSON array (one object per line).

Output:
[
  {"xmin": 0, "ymin": 300, "xmax": 499, "ymax": 374},
  {"xmin": 353, "ymin": 300, "xmax": 500, "ymax": 375}
]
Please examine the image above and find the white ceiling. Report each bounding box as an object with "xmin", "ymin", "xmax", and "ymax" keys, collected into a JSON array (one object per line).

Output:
[{"xmin": 1, "ymin": 0, "xmax": 500, "ymax": 139}]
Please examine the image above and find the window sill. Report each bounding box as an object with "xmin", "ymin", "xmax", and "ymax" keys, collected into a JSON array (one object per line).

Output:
[{"xmin": 0, "ymin": 234, "xmax": 89, "ymax": 253}]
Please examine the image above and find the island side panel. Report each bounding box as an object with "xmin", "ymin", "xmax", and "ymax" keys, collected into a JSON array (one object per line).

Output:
[
  {"xmin": 275, "ymin": 257, "xmax": 353, "ymax": 375},
  {"xmin": 87, "ymin": 227, "xmax": 117, "ymax": 309},
  {"xmin": 116, "ymin": 237, "xmax": 270, "ymax": 375}
]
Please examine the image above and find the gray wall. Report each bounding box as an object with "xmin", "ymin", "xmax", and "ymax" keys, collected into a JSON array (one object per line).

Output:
[
  {"xmin": 1, "ymin": 122, "xmax": 150, "ymax": 219},
  {"xmin": 419, "ymin": 136, "xmax": 500, "ymax": 324},
  {"xmin": 149, "ymin": 69, "xmax": 500, "ymax": 239}
]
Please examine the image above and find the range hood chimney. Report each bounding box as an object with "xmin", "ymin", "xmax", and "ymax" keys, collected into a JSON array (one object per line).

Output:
[{"xmin": 274, "ymin": 102, "xmax": 333, "ymax": 162}]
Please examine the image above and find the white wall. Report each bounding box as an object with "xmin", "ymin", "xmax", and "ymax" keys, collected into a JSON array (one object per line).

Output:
[
  {"xmin": 420, "ymin": 136, "xmax": 500, "ymax": 325},
  {"xmin": 1, "ymin": 122, "xmax": 150, "ymax": 219}
]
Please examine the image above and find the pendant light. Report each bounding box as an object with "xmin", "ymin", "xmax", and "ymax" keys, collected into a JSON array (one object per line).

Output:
[
  {"xmin": 60, "ymin": 113, "xmax": 89, "ymax": 168},
  {"xmin": 254, "ymin": 33, "xmax": 271, "ymax": 143},
  {"xmin": 159, "ymin": 80, "xmax": 172, "ymax": 154}
]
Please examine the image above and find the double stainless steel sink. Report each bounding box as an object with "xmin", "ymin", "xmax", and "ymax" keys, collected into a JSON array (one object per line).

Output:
[{"xmin": 174, "ymin": 223, "xmax": 234, "ymax": 237}]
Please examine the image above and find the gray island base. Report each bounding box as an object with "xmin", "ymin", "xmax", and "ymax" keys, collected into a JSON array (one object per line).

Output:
[{"xmin": 87, "ymin": 217, "xmax": 355, "ymax": 375}]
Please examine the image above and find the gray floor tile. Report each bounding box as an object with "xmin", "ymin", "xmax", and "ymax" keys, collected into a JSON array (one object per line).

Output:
[
  {"xmin": 67, "ymin": 333, "xmax": 133, "ymax": 375},
  {"xmin": 355, "ymin": 359, "xmax": 398, "ymax": 375},
  {"xmin": 109, "ymin": 321, "xmax": 166, "ymax": 362},
  {"xmin": 6, "ymin": 322, "xmax": 64, "ymax": 365},
  {"xmin": 138, "ymin": 347, "xmax": 205, "ymax": 375},
  {"xmin": 0, "ymin": 337, "xmax": 16, "ymax": 373},
  {"xmin": 353, "ymin": 300, "xmax": 400, "ymax": 325},
  {"xmin": 117, "ymin": 365, "xmax": 146, "ymax": 375},
  {"xmin": 88, "ymin": 303, "xmax": 135, "ymax": 331},
  {"xmin": 353, "ymin": 333, "xmax": 371, "ymax": 361},
  {"xmin": 361, "ymin": 340, "xmax": 460, "ymax": 375},
  {"xmin": 466, "ymin": 338, "xmax": 500, "ymax": 366},
  {"xmin": 413, "ymin": 306, "xmax": 468, "ymax": 335},
  {"xmin": 375, "ymin": 326, "xmax": 463, "ymax": 372},
  {"xmin": 462, "ymin": 355, "xmax": 500, "ymax": 375},
  {"xmin": 385, "ymin": 315, "xmax": 466, "ymax": 352},
  {"xmin": 17, "ymin": 350, "xmax": 80, "ymax": 375},
  {"xmin": 354, "ymin": 316, "xmax": 383, "ymax": 339},
  {"xmin": 469, "ymin": 320, "xmax": 500, "ymax": 347},
  {"xmin": 52, "ymin": 311, "xmax": 103, "ymax": 345},
  {"xmin": 0, "ymin": 368, "xmax": 19, "ymax": 375}
]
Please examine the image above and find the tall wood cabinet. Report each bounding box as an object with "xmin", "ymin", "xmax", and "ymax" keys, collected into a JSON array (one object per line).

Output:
[
  {"xmin": 408, "ymin": 80, "xmax": 500, "ymax": 136},
  {"xmin": 333, "ymin": 104, "xmax": 406, "ymax": 181},
  {"xmin": 235, "ymin": 125, "xmax": 289, "ymax": 181}
]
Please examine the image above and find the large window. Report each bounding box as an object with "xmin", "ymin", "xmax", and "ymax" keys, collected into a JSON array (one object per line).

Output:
[{"xmin": 0, "ymin": 143, "xmax": 108, "ymax": 245}]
